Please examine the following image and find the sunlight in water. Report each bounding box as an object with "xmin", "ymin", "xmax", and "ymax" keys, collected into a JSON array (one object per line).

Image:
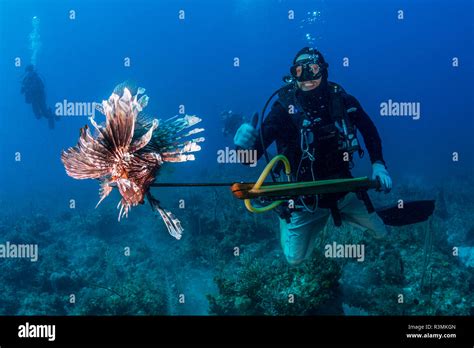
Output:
[
  {"xmin": 29, "ymin": 16, "xmax": 41, "ymax": 66},
  {"xmin": 300, "ymin": 10, "xmax": 323, "ymax": 46}
]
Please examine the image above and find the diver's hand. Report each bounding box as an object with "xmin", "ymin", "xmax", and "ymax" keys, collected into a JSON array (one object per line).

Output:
[
  {"xmin": 372, "ymin": 162, "xmax": 392, "ymax": 193},
  {"xmin": 234, "ymin": 123, "xmax": 257, "ymax": 149}
]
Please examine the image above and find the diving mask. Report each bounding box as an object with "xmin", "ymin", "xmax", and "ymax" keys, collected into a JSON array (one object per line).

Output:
[{"xmin": 290, "ymin": 55, "xmax": 327, "ymax": 82}]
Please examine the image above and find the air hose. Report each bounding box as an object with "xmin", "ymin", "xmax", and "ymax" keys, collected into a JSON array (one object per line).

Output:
[
  {"xmin": 258, "ymin": 85, "xmax": 286, "ymax": 182},
  {"xmin": 244, "ymin": 154, "xmax": 291, "ymax": 213},
  {"xmin": 246, "ymin": 80, "xmax": 294, "ymax": 212}
]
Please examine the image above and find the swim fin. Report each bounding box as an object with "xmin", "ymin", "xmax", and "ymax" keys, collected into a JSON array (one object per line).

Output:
[{"xmin": 376, "ymin": 200, "xmax": 435, "ymax": 226}]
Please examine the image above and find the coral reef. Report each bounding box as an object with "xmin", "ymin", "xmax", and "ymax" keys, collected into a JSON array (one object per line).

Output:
[
  {"xmin": 0, "ymin": 173, "xmax": 472, "ymax": 316},
  {"xmin": 207, "ymin": 249, "xmax": 342, "ymax": 315}
]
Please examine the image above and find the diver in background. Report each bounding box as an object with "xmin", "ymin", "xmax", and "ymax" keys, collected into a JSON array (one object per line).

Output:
[
  {"xmin": 21, "ymin": 64, "xmax": 56, "ymax": 129},
  {"xmin": 21, "ymin": 16, "xmax": 57, "ymax": 129},
  {"xmin": 234, "ymin": 47, "xmax": 392, "ymax": 265},
  {"xmin": 221, "ymin": 110, "xmax": 244, "ymax": 137}
]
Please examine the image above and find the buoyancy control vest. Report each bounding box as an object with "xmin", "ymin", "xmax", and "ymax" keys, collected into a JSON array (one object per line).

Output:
[
  {"xmin": 273, "ymin": 82, "xmax": 372, "ymax": 225},
  {"xmin": 276, "ymin": 81, "xmax": 363, "ymax": 181}
]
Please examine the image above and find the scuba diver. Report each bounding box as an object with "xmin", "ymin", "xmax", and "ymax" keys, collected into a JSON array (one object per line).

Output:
[
  {"xmin": 234, "ymin": 47, "xmax": 392, "ymax": 265},
  {"xmin": 221, "ymin": 110, "xmax": 245, "ymax": 137},
  {"xmin": 21, "ymin": 64, "xmax": 57, "ymax": 129}
]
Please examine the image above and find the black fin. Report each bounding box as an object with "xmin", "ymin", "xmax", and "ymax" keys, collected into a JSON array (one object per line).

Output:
[{"xmin": 376, "ymin": 200, "xmax": 435, "ymax": 226}]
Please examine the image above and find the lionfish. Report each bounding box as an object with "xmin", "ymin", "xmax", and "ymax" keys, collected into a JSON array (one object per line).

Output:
[{"xmin": 61, "ymin": 83, "xmax": 205, "ymax": 240}]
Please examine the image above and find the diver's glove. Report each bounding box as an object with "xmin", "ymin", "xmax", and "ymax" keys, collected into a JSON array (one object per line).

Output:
[
  {"xmin": 372, "ymin": 162, "xmax": 392, "ymax": 193},
  {"xmin": 234, "ymin": 123, "xmax": 257, "ymax": 149}
]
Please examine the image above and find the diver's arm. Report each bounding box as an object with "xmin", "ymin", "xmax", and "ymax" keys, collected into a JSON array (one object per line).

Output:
[
  {"xmin": 346, "ymin": 95, "xmax": 386, "ymax": 166},
  {"xmin": 250, "ymin": 101, "xmax": 287, "ymax": 161},
  {"xmin": 35, "ymin": 75, "xmax": 45, "ymax": 95}
]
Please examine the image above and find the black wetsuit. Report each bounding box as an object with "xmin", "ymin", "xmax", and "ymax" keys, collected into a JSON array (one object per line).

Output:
[
  {"xmin": 21, "ymin": 68, "xmax": 55, "ymax": 128},
  {"xmin": 252, "ymin": 81, "xmax": 385, "ymax": 182},
  {"xmin": 246, "ymin": 81, "xmax": 387, "ymax": 216}
]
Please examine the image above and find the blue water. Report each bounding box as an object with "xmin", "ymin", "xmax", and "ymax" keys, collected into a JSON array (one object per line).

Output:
[{"xmin": 0, "ymin": 0, "xmax": 473, "ymax": 315}]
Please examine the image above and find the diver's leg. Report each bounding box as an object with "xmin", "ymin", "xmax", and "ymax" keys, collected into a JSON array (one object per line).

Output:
[
  {"xmin": 32, "ymin": 103, "xmax": 42, "ymax": 118},
  {"xmin": 279, "ymin": 210, "xmax": 329, "ymax": 265},
  {"xmin": 46, "ymin": 107, "xmax": 55, "ymax": 129},
  {"xmin": 39, "ymin": 101, "xmax": 50, "ymax": 118},
  {"xmin": 339, "ymin": 192, "xmax": 387, "ymax": 238}
]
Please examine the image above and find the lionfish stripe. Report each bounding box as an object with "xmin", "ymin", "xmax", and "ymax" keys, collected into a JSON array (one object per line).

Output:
[
  {"xmin": 96, "ymin": 183, "xmax": 113, "ymax": 208},
  {"xmin": 157, "ymin": 207, "xmax": 183, "ymax": 240},
  {"xmin": 162, "ymin": 154, "xmax": 195, "ymax": 162},
  {"xmin": 130, "ymin": 119, "xmax": 158, "ymax": 153},
  {"xmin": 62, "ymin": 83, "xmax": 205, "ymax": 234}
]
